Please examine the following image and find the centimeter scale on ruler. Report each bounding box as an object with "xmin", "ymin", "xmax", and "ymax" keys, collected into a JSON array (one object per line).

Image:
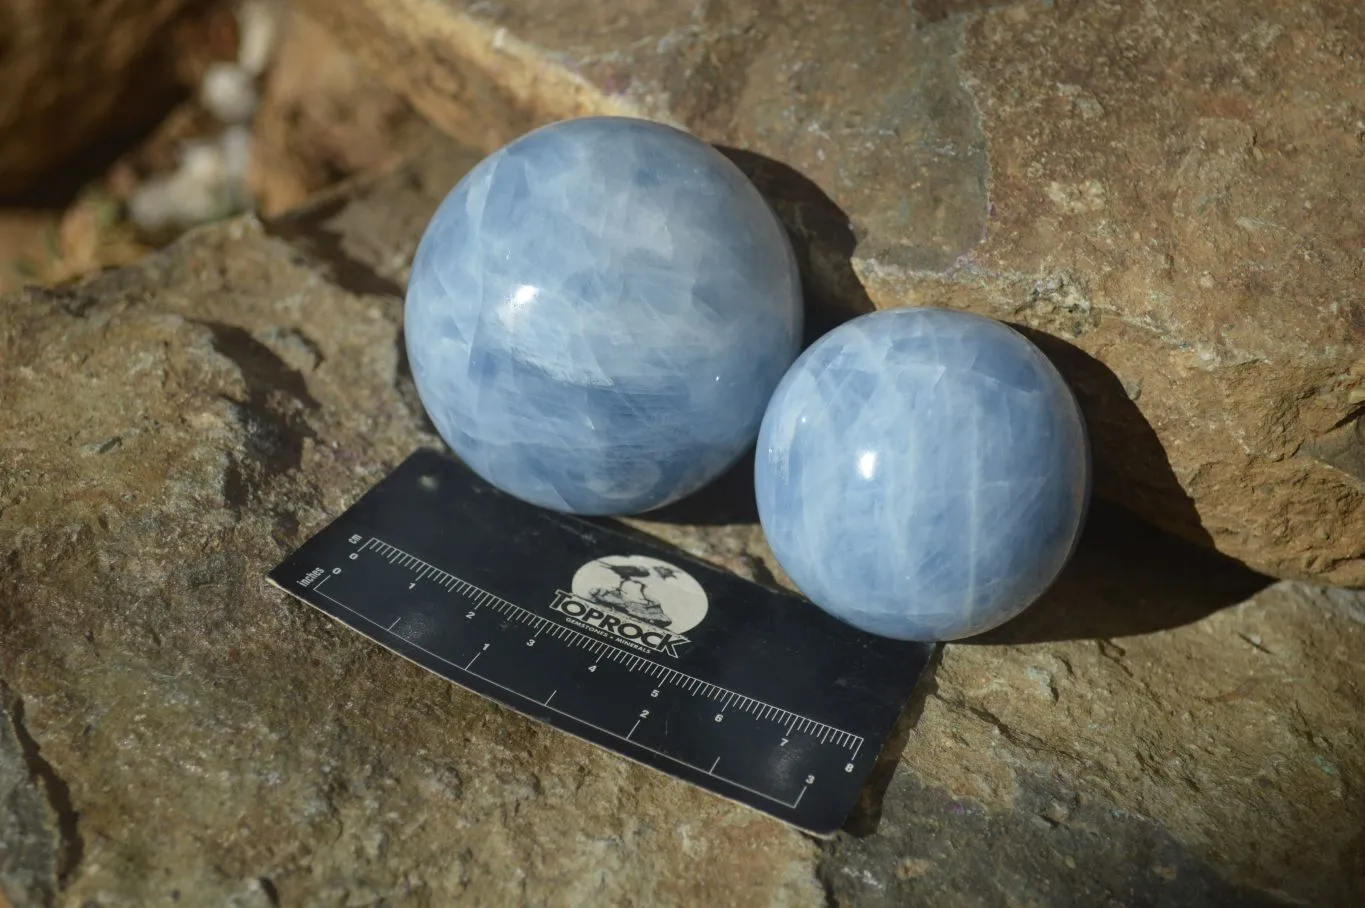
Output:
[
  {"xmin": 269, "ymin": 448, "xmax": 933, "ymax": 836},
  {"xmin": 308, "ymin": 535, "xmax": 861, "ymax": 814}
]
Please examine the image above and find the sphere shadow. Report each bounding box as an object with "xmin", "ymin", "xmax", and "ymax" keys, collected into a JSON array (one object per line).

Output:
[
  {"xmin": 644, "ymin": 447, "xmax": 761, "ymax": 525},
  {"xmin": 646, "ymin": 146, "xmax": 874, "ymax": 528},
  {"xmin": 973, "ymin": 325, "xmax": 1274, "ymax": 642},
  {"xmin": 968, "ymin": 498, "xmax": 1271, "ymax": 645},
  {"xmin": 715, "ymin": 146, "xmax": 877, "ymax": 347},
  {"xmin": 1009, "ymin": 324, "xmax": 1215, "ymax": 549},
  {"xmin": 652, "ymin": 146, "xmax": 1273, "ymax": 641},
  {"xmin": 842, "ymin": 645, "xmax": 943, "ymax": 838}
]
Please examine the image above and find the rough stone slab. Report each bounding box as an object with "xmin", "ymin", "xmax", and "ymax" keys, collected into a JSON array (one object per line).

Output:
[
  {"xmin": 292, "ymin": 0, "xmax": 1365, "ymax": 586},
  {"xmin": 2, "ymin": 138, "xmax": 1364, "ymax": 906},
  {"xmin": 0, "ymin": 684, "xmax": 63, "ymax": 908},
  {"xmin": 0, "ymin": 171, "xmax": 822, "ymax": 907}
]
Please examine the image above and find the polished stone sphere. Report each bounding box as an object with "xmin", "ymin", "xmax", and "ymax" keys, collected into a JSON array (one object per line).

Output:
[
  {"xmin": 754, "ymin": 308, "xmax": 1090, "ymax": 641},
  {"xmin": 405, "ymin": 116, "xmax": 803, "ymax": 515}
]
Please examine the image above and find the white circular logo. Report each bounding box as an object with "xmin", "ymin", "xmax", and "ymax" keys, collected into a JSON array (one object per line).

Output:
[{"xmin": 570, "ymin": 555, "xmax": 709, "ymax": 634}]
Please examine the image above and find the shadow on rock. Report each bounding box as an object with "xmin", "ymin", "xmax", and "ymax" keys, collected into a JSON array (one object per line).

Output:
[
  {"xmin": 263, "ymin": 191, "xmax": 407, "ymax": 299},
  {"xmin": 715, "ymin": 146, "xmax": 875, "ymax": 348},
  {"xmin": 648, "ymin": 147, "xmax": 873, "ymax": 528},
  {"xmin": 1012, "ymin": 324, "xmax": 1214, "ymax": 550},
  {"xmin": 843, "ymin": 645, "xmax": 944, "ymax": 838},
  {"xmin": 643, "ymin": 448, "xmax": 760, "ymax": 526},
  {"xmin": 823, "ymin": 763, "xmax": 1301, "ymax": 908},
  {"xmin": 972, "ymin": 497, "xmax": 1271, "ymax": 645},
  {"xmin": 959, "ymin": 325, "xmax": 1274, "ymax": 642}
]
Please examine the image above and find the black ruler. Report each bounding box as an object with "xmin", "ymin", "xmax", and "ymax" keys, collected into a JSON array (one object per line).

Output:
[{"xmin": 268, "ymin": 449, "xmax": 933, "ymax": 835}]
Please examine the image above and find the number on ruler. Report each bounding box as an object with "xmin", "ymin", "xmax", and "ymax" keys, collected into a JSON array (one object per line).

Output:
[
  {"xmin": 714, "ymin": 714, "xmax": 724, "ymax": 723},
  {"xmin": 780, "ymin": 738, "xmax": 789, "ymax": 747},
  {"xmin": 639, "ymin": 709, "xmax": 650, "ymax": 719},
  {"xmin": 650, "ymin": 689, "xmax": 660, "ymax": 698},
  {"xmin": 408, "ymin": 583, "xmax": 416, "ymax": 589},
  {"xmin": 587, "ymin": 665, "xmax": 598, "ymax": 673},
  {"xmin": 331, "ymin": 568, "xmax": 341, "ymax": 574},
  {"xmin": 465, "ymin": 611, "xmax": 475, "ymax": 619},
  {"xmin": 526, "ymin": 638, "xmax": 536, "ymax": 647},
  {"xmin": 806, "ymin": 774, "xmax": 815, "ymax": 784},
  {"xmin": 348, "ymin": 535, "xmax": 362, "ymax": 544},
  {"xmin": 349, "ymin": 553, "xmax": 358, "ymax": 560},
  {"xmin": 845, "ymin": 763, "xmax": 855, "ymax": 773}
]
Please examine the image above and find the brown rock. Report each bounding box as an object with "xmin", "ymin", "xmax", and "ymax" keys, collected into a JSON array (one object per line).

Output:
[
  {"xmin": 853, "ymin": 579, "xmax": 1365, "ymax": 906},
  {"xmin": 0, "ymin": 152, "xmax": 823, "ymax": 907},
  {"xmin": 3, "ymin": 134, "xmax": 1363, "ymax": 906},
  {"xmin": 0, "ymin": 0, "xmax": 218, "ymax": 198},
  {"xmin": 290, "ymin": 0, "xmax": 1365, "ymax": 585},
  {"xmin": 247, "ymin": 9, "xmax": 431, "ymax": 217}
]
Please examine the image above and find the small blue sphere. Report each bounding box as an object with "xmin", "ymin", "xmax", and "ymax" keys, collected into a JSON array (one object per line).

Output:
[
  {"xmin": 404, "ymin": 116, "xmax": 803, "ymax": 515},
  {"xmin": 754, "ymin": 308, "xmax": 1090, "ymax": 641}
]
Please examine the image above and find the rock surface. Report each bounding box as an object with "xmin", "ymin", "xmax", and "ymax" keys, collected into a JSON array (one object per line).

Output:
[
  {"xmin": 247, "ymin": 8, "xmax": 432, "ymax": 218},
  {"xmin": 0, "ymin": 0, "xmax": 211, "ymax": 197},
  {"xmin": 3, "ymin": 138, "xmax": 1363, "ymax": 906},
  {"xmin": 291, "ymin": 0, "xmax": 1365, "ymax": 586}
]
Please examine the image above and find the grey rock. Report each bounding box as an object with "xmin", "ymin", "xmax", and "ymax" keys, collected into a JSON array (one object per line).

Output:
[{"xmin": 0, "ymin": 685, "xmax": 64, "ymax": 908}]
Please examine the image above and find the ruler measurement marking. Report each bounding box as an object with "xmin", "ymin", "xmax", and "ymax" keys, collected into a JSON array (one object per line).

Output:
[
  {"xmin": 354, "ymin": 537, "xmax": 860, "ymax": 747},
  {"xmin": 313, "ymin": 584, "xmax": 807, "ymax": 811}
]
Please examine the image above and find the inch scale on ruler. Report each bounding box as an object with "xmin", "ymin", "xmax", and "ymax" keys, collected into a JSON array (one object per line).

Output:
[{"xmin": 269, "ymin": 449, "xmax": 933, "ymax": 836}]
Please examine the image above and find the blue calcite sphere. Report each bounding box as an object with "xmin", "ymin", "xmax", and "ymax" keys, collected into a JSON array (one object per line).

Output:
[
  {"xmin": 754, "ymin": 308, "xmax": 1090, "ymax": 641},
  {"xmin": 405, "ymin": 116, "xmax": 803, "ymax": 515}
]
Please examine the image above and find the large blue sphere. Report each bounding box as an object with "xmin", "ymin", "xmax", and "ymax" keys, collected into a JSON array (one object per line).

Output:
[
  {"xmin": 404, "ymin": 116, "xmax": 803, "ymax": 514},
  {"xmin": 754, "ymin": 308, "xmax": 1090, "ymax": 641}
]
